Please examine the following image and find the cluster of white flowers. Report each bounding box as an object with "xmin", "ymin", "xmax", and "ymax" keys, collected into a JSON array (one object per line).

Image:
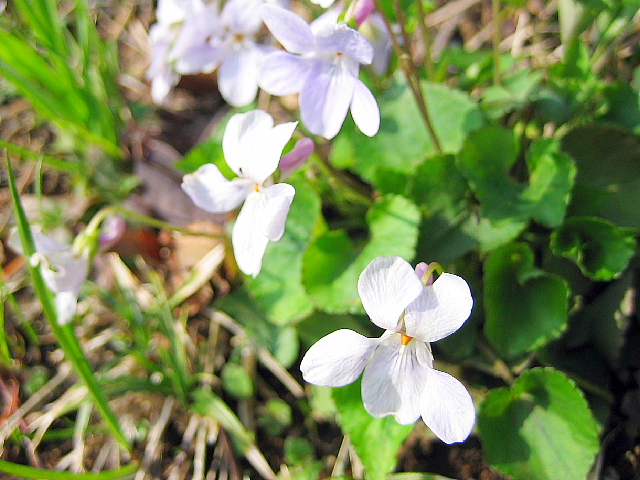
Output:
[
  {"xmin": 149, "ymin": 0, "xmax": 476, "ymax": 445},
  {"xmin": 147, "ymin": 0, "xmax": 383, "ymax": 139}
]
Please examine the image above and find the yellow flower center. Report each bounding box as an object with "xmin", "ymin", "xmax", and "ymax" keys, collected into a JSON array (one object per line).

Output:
[{"xmin": 401, "ymin": 333, "xmax": 413, "ymax": 346}]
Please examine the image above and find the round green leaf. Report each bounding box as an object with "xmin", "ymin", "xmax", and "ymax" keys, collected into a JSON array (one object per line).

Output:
[
  {"xmin": 457, "ymin": 129, "xmax": 575, "ymax": 228},
  {"xmin": 561, "ymin": 125, "xmax": 640, "ymax": 228},
  {"xmin": 551, "ymin": 216, "xmax": 637, "ymax": 280},
  {"xmin": 478, "ymin": 367, "xmax": 599, "ymax": 480},
  {"xmin": 302, "ymin": 195, "xmax": 420, "ymax": 313},
  {"xmin": 484, "ymin": 243, "xmax": 569, "ymax": 358},
  {"xmin": 331, "ymin": 79, "xmax": 484, "ymax": 183}
]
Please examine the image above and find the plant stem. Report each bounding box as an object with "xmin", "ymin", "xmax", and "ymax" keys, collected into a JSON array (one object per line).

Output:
[
  {"xmin": 492, "ymin": 0, "xmax": 502, "ymax": 85},
  {"xmin": 84, "ymin": 205, "xmax": 226, "ymax": 240},
  {"xmin": 376, "ymin": 0, "xmax": 443, "ymax": 153},
  {"xmin": 415, "ymin": 0, "xmax": 435, "ymax": 81}
]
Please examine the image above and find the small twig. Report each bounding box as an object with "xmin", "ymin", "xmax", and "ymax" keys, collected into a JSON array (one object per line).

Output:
[
  {"xmin": 415, "ymin": 0, "xmax": 435, "ymax": 80},
  {"xmin": 492, "ymin": 0, "xmax": 502, "ymax": 85},
  {"xmin": 211, "ymin": 310, "xmax": 305, "ymax": 398},
  {"xmin": 375, "ymin": 0, "xmax": 443, "ymax": 154},
  {"xmin": 135, "ymin": 396, "xmax": 175, "ymax": 480}
]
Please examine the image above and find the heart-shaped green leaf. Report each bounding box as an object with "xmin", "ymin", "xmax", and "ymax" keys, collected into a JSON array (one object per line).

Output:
[
  {"xmin": 302, "ymin": 195, "xmax": 420, "ymax": 313},
  {"xmin": 484, "ymin": 243, "xmax": 569, "ymax": 358},
  {"xmin": 562, "ymin": 124, "xmax": 640, "ymax": 228},
  {"xmin": 478, "ymin": 367, "xmax": 599, "ymax": 480},
  {"xmin": 458, "ymin": 128, "xmax": 575, "ymax": 228},
  {"xmin": 410, "ymin": 154, "xmax": 527, "ymax": 264},
  {"xmin": 331, "ymin": 80, "xmax": 484, "ymax": 183}
]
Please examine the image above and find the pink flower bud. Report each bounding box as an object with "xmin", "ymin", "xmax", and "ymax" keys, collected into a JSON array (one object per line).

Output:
[
  {"xmin": 354, "ymin": 0, "xmax": 374, "ymax": 27},
  {"xmin": 279, "ymin": 137, "xmax": 314, "ymax": 180},
  {"xmin": 99, "ymin": 216, "xmax": 126, "ymax": 249}
]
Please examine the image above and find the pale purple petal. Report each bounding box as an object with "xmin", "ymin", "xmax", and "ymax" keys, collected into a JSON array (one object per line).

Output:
[
  {"xmin": 150, "ymin": 68, "xmax": 179, "ymax": 104},
  {"xmin": 300, "ymin": 329, "xmax": 379, "ymax": 387},
  {"xmin": 403, "ymin": 273, "xmax": 473, "ymax": 343},
  {"xmin": 300, "ymin": 60, "xmax": 355, "ymax": 139},
  {"xmin": 243, "ymin": 122, "xmax": 299, "ymax": 184},
  {"xmin": 279, "ymin": 137, "xmax": 314, "ymax": 180},
  {"xmin": 357, "ymin": 256, "xmax": 423, "ymax": 331},
  {"xmin": 31, "ymin": 231, "xmax": 71, "ymax": 255},
  {"xmin": 259, "ymin": 51, "xmax": 310, "ymax": 96},
  {"xmin": 362, "ymin": 334, "xmax": 429, "ymax": 424},
  {"xmin": 360, "ymin": 13, "xmax": 392, "ymax": 76},
  {"xmin": 232, "ymin": 191, "xmax": 270, "ymax": 277},
  {"xmin": 260, "ymin": 4, "xmax": 316, "ymax": 54},
  {"xmin": 309, "ymin": 0, "xmax": 336, "ymax": 8},
  {"xmin": 315, "ymin": 23, "xmax": 373, "ymax": 64},
  {"xmin": 175, "ymin": 44, "xmax": 226, "ymax": 74},
  {"xmin": 414, "ymin": 262, "xmax": 429, "ymax": 283},
  {"xmin": 420, "ymin": 368, "xmax": 475, "ymax": 444},
  {"xmin": 222, "ymin": 110, "xmax": 297, "ymax": 183},
  {"xmin": 350, "ymin": 78, "xmax": 380, "ymax": 137},
  {"xmin": 260, "ymin": 183, "xmax": 295, "ymax": 241},
  {"xmin": 156, "ymin": 0, "xmax": 189, "ymax": 24},
  {"xmin": 181, "ymin": 164, "xmax": 252, "ymax": 213},
  {"xmin": 223, "ymin": 0, "xmax": 264, "ymax": 35},
  {"xmin": 218, "ymin": 47, "xmax": 261, "ymax": 107},
  {"xmin": 309, "ymin": 4, "xmax": 341, "ymax": 34}
]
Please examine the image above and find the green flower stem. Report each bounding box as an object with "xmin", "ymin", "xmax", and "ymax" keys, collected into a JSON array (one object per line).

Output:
[
  {"xmin": 6, "ymin": 156, "xmax": 130, "ymax": 450},
  {"xmin": 420, "ymin": 262, "xmax": 444, "ymax": 286},
  {"xmin": 84, "ymin": 205, "xmax": 226, "ymax": 242},
  {"xmin": 312, "ymin": 142, "xmax": 374, "ymax": 207},
  {"xmin": 478, "ymin": 338, "xmax": 515, "ymax": 385},
  {"xmin": 376, "ymin": 0, "xmax": 443, "ymax": 154}
]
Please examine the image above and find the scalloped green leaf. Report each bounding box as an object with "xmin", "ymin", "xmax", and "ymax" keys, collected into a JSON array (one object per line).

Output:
[
  {"xmin": 302, "ymin": 195, "xmax": 420, "ymax": 313},
  {"xmin": 551, "ymin": 216, "xmax": 637, "ymax": 280},
  {"xmin": 333, "ymin": 379, "xmax": 413, "ymax": 480},
  {"xmin": 410, "ymin": 154, "xmax": 527, "ymax": 264},
  {"xmin": 484, "ymin": 243, "xmax": 569, "ymax": 358},
  {"xmin": 457, "ymin": 129, "xmax": 575, "ymax": 228},
  {"xmin": 478, "ymin": 368, "xmax": 599, "ymax": 480},
  {"xmin": 331, "ymin": 80, "xmax": 484, "ymax": 183},
  {"xmin": 562, "ymin": 124, "xmax": 640, "ymax": 228}
]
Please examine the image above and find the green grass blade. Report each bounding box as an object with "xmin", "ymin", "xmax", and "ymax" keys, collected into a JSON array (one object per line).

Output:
[
  {"xmin": 0, "ymin": 139, "xmax": 81, "ymax": 174},
  {"xmin": 0, "ymin": 460, "xmax": 137, "ymax": 480},
  {"xmin": 10, "ymin": 0, "xmax": 69, "ymax": 57},
  {"xmin": 5, "ymin": 156, "xmax": 129, "ymax": 449}
]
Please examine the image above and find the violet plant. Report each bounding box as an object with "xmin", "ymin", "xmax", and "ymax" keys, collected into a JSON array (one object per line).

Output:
[{"xmin": 2, "ymin": 0, "xmax": 639, "ymax": 478}]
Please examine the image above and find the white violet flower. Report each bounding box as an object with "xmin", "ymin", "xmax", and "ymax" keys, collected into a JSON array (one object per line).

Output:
[
  {"xmin": 181, "ymin": 109, "xmax": 298, "ymax": 277},
  {"xmin": 10, "ymin": 229, "xmax": 89, "ymax": 325},
  {"xmin": 300, "ymin": 255, "xmax": 475, "ymax": 444},
  {"xmin": 259, "ymin": 4, "xmax": 380, "ymax": 139},
  {"xmin": 171, "ymin": 0, "xmax": 269, "ymax": 107},
  {"xmin": 146, "ymin": 0, "xmax": 192, "ymax": 104}
]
